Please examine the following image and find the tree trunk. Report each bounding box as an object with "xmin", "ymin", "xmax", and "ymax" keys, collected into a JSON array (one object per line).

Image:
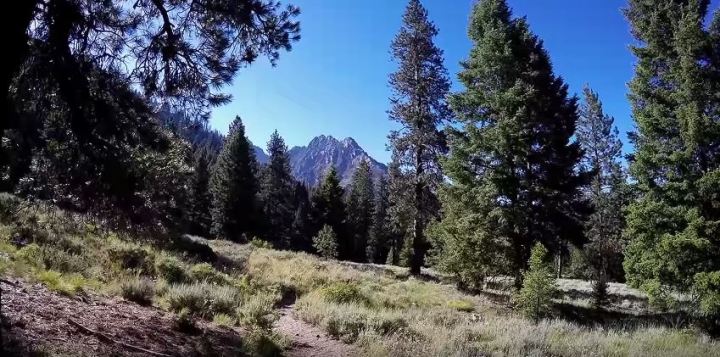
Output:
[{"xmin": 410, "ymin": 146, "xmax": 424, "ymax": 275}]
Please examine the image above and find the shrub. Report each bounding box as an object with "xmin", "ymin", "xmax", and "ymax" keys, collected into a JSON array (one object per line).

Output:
[
  {"xmin": 0, "ymin": 193, "xmax": 20, "ymax": 223},
  {"xmin": 174, "ymin": 308, "xmax": 199, "ymax": 334},
  {"xmin": 41, "ymin": 248, "xmax": 89, "ymax": 274},
  {"xmin": 313, "ymin": 225, "xmax": 338, "ymax": 259},
  {"xmin": 15, "ymin": 243, "xmax": 44, "ymax": 267},
  {"xmin": 35, "ymin": 270, "xmax": 84, "ymax": 296},
  {"xmin": 592, "ymin": 278, "xmax": 609, "ymax": 308},
  {"xmin": 171, "ymin": 235, "xmax": 217, "ymax": 262},
  {"xmin": 107, "ymin": 243, "xmax": 155, "ymax": 274},
  {"xmin": 155, "ymin": 255, "xmax": 187, "ymax": 283},
  {"xmin": 320, "ymin": 282, "xmax": 368, "ymax": 305},
  {"xmin": 250, "ymin": 238, "xmax": 273, "ymax": 249},
  {"xmin": 166, "ymin": 282, "xmax": 241, "ymax": 318},
  {"xmin": 189, "ymin": 263, "xmax": 229, "ymax": 284},
  {"xmin": 120, "ymin": 277, "xmax": 156, "ymax": 305},
  {"xmin": 213, "ymin": 313, "xmax": 236, "ymax": 327},
  {"xmin": 446, "ymin": 299, "xmax": 475, "ymax": 312},
  {"xmin": 516, "ymin": 243, "xmax": 557, "ymax": 322},
  {"xmin": 237, "ymin": 293, "xmax": 279, "ymax": 331}
]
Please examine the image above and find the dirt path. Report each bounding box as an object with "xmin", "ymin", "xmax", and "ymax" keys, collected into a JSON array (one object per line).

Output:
[
  {"xmin": 274, "ymin": 305, "xmax": 357, "ymax": 357},
  {"xmin": 1, "ymin": 278, "xmax": 246, "ymax": 356}
]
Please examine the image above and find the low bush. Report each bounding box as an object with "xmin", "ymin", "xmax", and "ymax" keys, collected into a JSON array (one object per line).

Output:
[
  {"xmin": 15, "ymin": 243, "xmax": 43, "ymax": 267},
  {"xmin": 237, "ymin": 293, "xmax": 279, "ymax": 331},
  {"xmin": 154, "ymin": 254, "xmax": 187, "ymax": 283},
  {"xmin": 250, "ymin": 238, "xmax": 273, "ymax": 249},
  {"xmin": 120, "ymin": 277, "xmax": 156, "ymax": 305},
  {"xmin": 165, "ymin": 282, "xmax": 241, "ymax": 318},
  {"xmin": 174, "ymin": 308, "xmax": 199, "ymax": 334},
  {"xmin": 320, "ymin": 281, "xmax": 368, "ymax": 305},
  {"xmin": 0, "ymin": 193, "xmax": 20, "ymax": 223},
  {"xmin": 213, "ymin": 313, "xmax": 236, "ymax": 327},
  {"xmin": 170, "ymin": 235, "xmax": 217, "ymax": 262},
  {"xmin": 446, "ymin": 299, "xmax": 475, "ymax": 312},
  {"xmin": 189, "ymin": 263, "xmax": 230, "ymax": 284},
  {"xmin": 35, "ymin": 270, "xmax": 85, "ymax": 296},
  {"xmin": 107, "ymin": 242, "xmax": 155, "ymax": 275}
]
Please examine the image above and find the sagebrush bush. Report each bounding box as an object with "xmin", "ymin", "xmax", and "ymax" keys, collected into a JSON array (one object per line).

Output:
[
  {"xmin": 166, "ymin": 282, "xmax": 241, "ymax": 318},
  {"xmin": 120, "ymin": 277, "xmax": 156, "ymax": 305},
  {"xmin": 15, "ymin": 243, "xmax": 43, "ymax": 267},
  {"xmin": 0, "ymin": 193, "xmax": 20, "ymax": 223},
  {"xmin": 237, "ymin": 293, "xmax": 279, "ymax": 331},
  {"xmin": 41, "ymin": 247, "xmax": 89, "ymax": 274},
  {"xmin": 107, "ymin": 242, "xmax": 155, "ymax": 274},
  {"xmin": 189, "ymin": 262, "xmax": 229, "ymax": 284},
  {"xmin": 446, "ymin": 299, "xmax": 475, "ymax": 312},
  {"xmin": 154, "ymin": 254, "xmax": 187, "ymax": 283},
  {"xmin": 320, "ymin": 282, "xmax": 368, "ymax": 305},
  {"xmin": 213, "ymin": 313, "xmax": 236, "ymax": 327}
]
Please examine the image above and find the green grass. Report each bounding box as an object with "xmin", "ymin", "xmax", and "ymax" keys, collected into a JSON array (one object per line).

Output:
[{"xmin": 1, "ymin": 195, "xmax": 719, "ymax": 357}]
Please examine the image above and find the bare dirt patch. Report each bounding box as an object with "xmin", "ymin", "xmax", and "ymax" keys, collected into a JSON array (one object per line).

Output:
[{"xmin": 0, "ymin": 279, "xmax": 246, "ymax": 356}]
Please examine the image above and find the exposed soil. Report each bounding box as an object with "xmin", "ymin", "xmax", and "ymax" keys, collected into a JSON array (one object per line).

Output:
[
  {"xmin": 273, "ymin": 305, "xmax": 357, "ymax": 357},
  {"xmin": 1, "ymin": 279, "xmax": 358, "ymax": 356},
  {"xmin": 0, "ymin": 279, "xmax": 246, "ymax": 356}
]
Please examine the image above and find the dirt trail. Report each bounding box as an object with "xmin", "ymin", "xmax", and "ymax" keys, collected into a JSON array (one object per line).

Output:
[{"xmin": 274, "ymin": 304, "xmax": 357, "ymax": 357}]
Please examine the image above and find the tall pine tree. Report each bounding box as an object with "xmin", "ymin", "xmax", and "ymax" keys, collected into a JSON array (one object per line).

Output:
[
  {"xmin": 290, "ymin": 182, "xmax": 313, "ymax": 251},
  {"xmin": 346, "ymin": 159, "xmax": 375, "ymax": 262},
  {"xmin": 385, "ymin": 157, "xmax": 414, "ymax": 266},
  {"xmin": 577, "ymin": 85, "xmax": 627, "ymax": 299},
  {"xmin": 311, "ymin": 167, "xmax": 348, "ymax": 258},
  {"xmin": 259, "ymin": 130, "xmax": 296, "ymax": 248},
  {"xmin": 210, "ymin": 116, "xmax": 260, "ymax": 241},
  {"xmin": 623, "ymin": 0, "xmax": 720, "ymax": 317},
  {"xmin": 436, "ymin": 0, "xmax": 588, "ymax": 288},
  {"xmin": 388, "ymin": 0, "xmax": 451, "ymax": 274}
]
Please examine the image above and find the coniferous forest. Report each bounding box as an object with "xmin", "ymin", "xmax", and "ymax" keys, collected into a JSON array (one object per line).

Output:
[{"xmin": 1, "ymin": 0, "xmax": 720, "ymax": 355}]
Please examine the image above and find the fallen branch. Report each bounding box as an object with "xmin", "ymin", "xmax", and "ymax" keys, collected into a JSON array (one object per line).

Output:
[
  {"xmin": 67, "ymin": 319, "xmax": 171, "ymax": 357},
  {"xmin": 0, "ymin": 278, "xmax": 19, "ymax": 287}
]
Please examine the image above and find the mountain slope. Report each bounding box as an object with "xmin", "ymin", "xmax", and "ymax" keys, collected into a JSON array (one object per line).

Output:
[{"xmin": 287, "ymin": 135, "xmax": 386, "ymax": 186}]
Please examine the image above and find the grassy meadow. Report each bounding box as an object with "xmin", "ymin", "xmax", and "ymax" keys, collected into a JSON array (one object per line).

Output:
[{"xmin": 1, "ymin": 194, "xmax": 718, "ymax": 356}]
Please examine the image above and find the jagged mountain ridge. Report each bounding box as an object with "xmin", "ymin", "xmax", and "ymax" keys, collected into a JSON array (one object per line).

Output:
[{"xmin": 255, "ymin": 135, "xmax": 386, "ymax": 186}]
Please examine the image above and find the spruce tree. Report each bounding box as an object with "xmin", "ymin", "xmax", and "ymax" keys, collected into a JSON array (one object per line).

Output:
[
  {"xmin": 516, "ymin": 243, "xmax": 557, "ymax": 322},
  {"xmin": 367, "ymin": 176, "xmax": 390, "ymax": 264},
  {"xmin": 623, "ymin": 0, "xmax": 720, "ymax": 316},
  {"xmin": 186, "ymin": 147, "xmax": 214, "ymax": 236},
  {"xmin": 388, "ymin": 0, "xmax": 451, "ymax": 274},
  {"xmin": 577, "ymin": 85, "xmax": 627, "ymax": 305},
  {"xmin": 346, "ymin": 159, "xmax": 375, "ymax": 262},
  {"xmin": 313, "ymin": 225, "xmax": 339, "ymax": 259},
  {"xmin": 310, "ymin": 167, "xmax": 348, "ymax": 258},
  {"xmin": 437, "ymin": 0, "xmax": 589, "ymax": 288},
  {"xmin": 209, "ymin": 116, "xmax": 260, "ymax": 241},
  {"xmin": 259, "ymin": 130, "xmax": 296, "ymax": 248}
]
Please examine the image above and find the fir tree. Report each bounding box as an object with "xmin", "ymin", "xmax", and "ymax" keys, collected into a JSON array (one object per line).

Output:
[
  {"xmin": 346, "ymin": 159, "xmax": 375, "ymax": 262},
  {"xmin": 259, "ymin": 130, "xmax": 296, "ymax": 247},
  {"xmin": 516, "ymin": 243, "xmax": 557, "ymax": 323},
  {"xmin": 313, "ymin": 224, "xmax": 339, "ymax": 259},
  {"xmin": 290, "ymin": 182, "xmax": 313, "ymax": 252},
  {"xmin": 577, "ymin": 85, "xmax": 627, "ymax": 304},
  {"xmin": 311, "ymin": 167, "xmax": 348, "ymax": 258},
  {"xmin": 209, "ymin": 116, "xmax": 260, "ymax": 241},
  {"xmin": 367, "ymin": 176, "xmax": 390, "ymax": 264},
  {"xmin": 386, "ymin": 158, "xmax": 414, "ymax": 266},
  {"xmin": 437, "ymin": 0, "xmax": 589, "ymax": 289},
  {"xmin": 186, "ymin": 147, "xmax": 214, "ymax": 236},
  {"xmin": 388, "ymin": 0, "xmax": 451, "ymax": 274},
  {"xmin": 623, "ymin": 0, "xmax": 720, "ymax": 317}
]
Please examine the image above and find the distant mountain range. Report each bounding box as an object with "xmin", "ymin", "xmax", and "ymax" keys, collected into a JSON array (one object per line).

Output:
[{"xmin": 254, "ymin": 135, "xmax": 386, "ymax": 186}]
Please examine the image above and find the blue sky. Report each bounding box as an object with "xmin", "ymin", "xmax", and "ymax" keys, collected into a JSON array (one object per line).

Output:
[{"xmin": 209, "ymin": 0, "xmax": 719, "ymax": 163}]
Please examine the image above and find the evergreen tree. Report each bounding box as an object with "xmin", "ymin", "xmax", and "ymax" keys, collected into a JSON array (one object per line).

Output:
[
  {"xmin": 385, "ymin": 158, "xmax": 414, "ymax": 266},
  {"xmin": 388, "ymin": 0, "xmax": 451, "ymax": 274},
  {"xmin": 346, "ymin": 159, "xmax": 375, "ymax": 262},
  {"xmin": 367, "ymin": 176, "xmax": 390, "ymax": 263},
  {"xmin": 209, "ymin": 116, "xmax": 259, "ymax": 241},
  {"xmin": 623, "ymin": 0, "xmax": 720, "ymax": 317},
  {"xmin": 437, "ymin": 0, "xmax": 589, "ymax": 288},
  {"xmin": 311, "ymin": 167, "xmax": 348, "ymax": 257},
  {"xmin": 577, "ymin": 85, "xmax": 627, "ymax": 303},
  {"xmin": 259, "ymin": 130, "xmax": 296, "ymax": 247},
  {"xmin": 516, "ymin": 243, "xmax": 557, "ymax": 323},
  {"xmin": 186, "ymin": 147, "xmax": 214, "ymax": 236},
  {"xmin": 290, "ymin": 182, "xmax": 313, "ymax": 252},
  {"xmin": 313, "ymin": 224, "xmax": 339, "ymax": 259}
]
